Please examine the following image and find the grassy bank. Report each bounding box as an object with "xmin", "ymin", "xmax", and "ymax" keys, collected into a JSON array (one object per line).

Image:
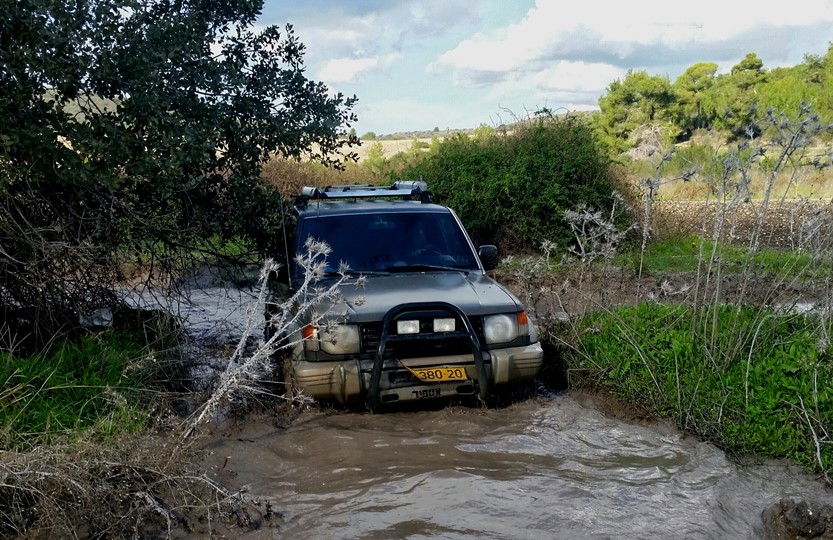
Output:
[
  {"xmin": 554, "ymin": 303, "xmax": 832, "ymax": 476},
  {"xmin": 0, "ymin": 330, "xmax": 171, "ymax": 449}
]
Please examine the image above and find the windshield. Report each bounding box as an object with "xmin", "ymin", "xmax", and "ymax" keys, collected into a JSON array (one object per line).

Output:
[{"xmin": 295, "ymin": 210, "xmax": 480, "ymax": 279}]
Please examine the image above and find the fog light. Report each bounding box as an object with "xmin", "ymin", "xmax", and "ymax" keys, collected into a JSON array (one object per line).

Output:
[
  {"xmin": 433, "ymin": 318, "xmax": 455, "ymax": 332},
  {"xmin": 397, "ymin": 320, "xmax": 420, "ymax": 334}
]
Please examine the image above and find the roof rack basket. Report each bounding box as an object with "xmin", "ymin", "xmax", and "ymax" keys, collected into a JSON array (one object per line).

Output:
[{"xmin": 295, "ymin": 180, "xmax": 430, "ymax": 206}]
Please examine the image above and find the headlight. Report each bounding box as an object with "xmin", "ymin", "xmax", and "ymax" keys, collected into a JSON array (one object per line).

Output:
[
  {"xmin": 304, "ymin": 324, "xmax": 360, "ymax": 355},
  {"xmin": 483, "ymin": 312, "xmax": 529, "ymax": 345}
]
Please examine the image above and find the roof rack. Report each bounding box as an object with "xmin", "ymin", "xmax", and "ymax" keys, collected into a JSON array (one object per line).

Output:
[{"xmin": 295, "ymin": 180, "xmax": 431, "ymax": 206}]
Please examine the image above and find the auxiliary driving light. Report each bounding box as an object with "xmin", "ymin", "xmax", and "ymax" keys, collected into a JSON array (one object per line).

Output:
[
  {"xmin": 433, "ymin": 318, "xmax": 456, "ymax": 332},
  {"xmin": 397, "ymin": 320, "xmax": 420, "ymax": 334}
]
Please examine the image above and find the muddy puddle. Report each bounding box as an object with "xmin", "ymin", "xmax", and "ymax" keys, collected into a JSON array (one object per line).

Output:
[
  {"xmin": 162, "ymin": 282, "xmax": 831, "ymax": 539},
  {"xmin": 197, "ymin": 395, "xmax": 830, "ymax": 539}
]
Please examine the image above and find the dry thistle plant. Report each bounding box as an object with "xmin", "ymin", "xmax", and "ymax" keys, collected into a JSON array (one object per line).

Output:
[
  {"xmin": 503, "ymin": 196, "xmax": 632, "ymax": 351},
  {"xmin": 182, "ymin": 238, "xmax": 353, "ymax": 436},
  {"xmin": 564, "ymin": 192, "xmax": 630, "ymax": 265}
]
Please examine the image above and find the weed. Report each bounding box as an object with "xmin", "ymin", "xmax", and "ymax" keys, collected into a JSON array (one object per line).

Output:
[{"xmin": 563, "ymin": 304, "xmax": 832, "ymax": 477}]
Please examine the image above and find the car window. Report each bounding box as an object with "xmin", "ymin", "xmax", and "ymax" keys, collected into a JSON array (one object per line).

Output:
[{"xmin": 295, "ymin": 211, "xmax": 479, "ymax": 278}]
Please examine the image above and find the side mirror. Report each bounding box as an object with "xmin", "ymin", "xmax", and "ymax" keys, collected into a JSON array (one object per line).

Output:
[{"xmin": 478, "ymin": 245, "xmax": 499, "ymax": 271}]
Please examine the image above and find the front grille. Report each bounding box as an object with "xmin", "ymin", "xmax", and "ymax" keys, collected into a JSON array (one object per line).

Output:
[
  {"xmin": 361, "ymin": 321, "xmax": 383, "ymax": 353},
  {"xmin": 360, "ymin": 315, "xmax": 484, "ymax": 357}
]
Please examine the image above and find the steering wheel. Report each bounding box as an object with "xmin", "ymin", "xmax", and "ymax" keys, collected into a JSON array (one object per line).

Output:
[
  {"xmin": 360, "ymin": 253, "xmax": 391, "ymax": 269},
  {"xmin": 413, "ymin": 247, "xmax": 456, "ymax": 267}
]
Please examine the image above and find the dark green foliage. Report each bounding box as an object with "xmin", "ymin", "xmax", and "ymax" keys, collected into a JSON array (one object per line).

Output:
[
  {"xmin": 403, "ymin": 115, "xmax": 623, "ymax": 251},
  {"xmin": 594, "ymin": 70, "xmax": 678, "ymax": 154},
  {"xmin": 594, "ymin": 44, "xmax": 833, "ymax": 152},
  {"xmin": 0, "ymin": 0, "xmax": 357, "ymax": 342},
  {"xmin": 563, "ymin": 303, "xmax": 832, "ymax": 473},
  {"xmin": 673, "ymin": 62, "xmax": 718, "ymax": 131}
]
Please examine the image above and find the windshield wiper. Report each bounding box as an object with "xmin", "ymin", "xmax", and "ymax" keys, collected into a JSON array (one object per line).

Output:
[
  {"xmin": 323, "ymin": 270, "xmax": 390, "ymax": 277},
  {"xmin": 384, "ymin": 264, "xmax": 469, "ymax": 274}
]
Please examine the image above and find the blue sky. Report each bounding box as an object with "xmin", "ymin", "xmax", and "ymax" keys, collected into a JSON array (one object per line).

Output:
[{"xmin": 259, "ymin": 0, "xmax": 833, "ymax": 136}]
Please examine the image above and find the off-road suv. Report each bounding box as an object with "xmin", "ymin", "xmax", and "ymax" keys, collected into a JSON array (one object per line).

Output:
[{"xmin": 266, "ymin": 181, "xmax": 543, "ymax": 408}]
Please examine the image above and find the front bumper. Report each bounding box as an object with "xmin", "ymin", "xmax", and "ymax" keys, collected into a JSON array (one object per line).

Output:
[{"xmin": 291, "ymin": 341, "xmax": 544, "ymax": 406}]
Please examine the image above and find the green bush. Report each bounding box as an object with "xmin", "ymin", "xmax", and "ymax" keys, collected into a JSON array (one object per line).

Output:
[
  {"xmin": 403, "ymin": 115, "xmax": 626, "ymax": 251},
  {"xmin": 561, "ymin": 303, "xmax": 832, "ymax": 473}
]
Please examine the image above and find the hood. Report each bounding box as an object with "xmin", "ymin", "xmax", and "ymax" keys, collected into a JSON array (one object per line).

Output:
[{"xmin": 310, "ymin": 271, "xmax": 522, "ymax": 323}]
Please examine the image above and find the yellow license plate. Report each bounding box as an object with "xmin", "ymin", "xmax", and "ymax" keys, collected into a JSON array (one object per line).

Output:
[{"xmin": 410, "ymin": 366, "xmax": 468, "ymax": 382}]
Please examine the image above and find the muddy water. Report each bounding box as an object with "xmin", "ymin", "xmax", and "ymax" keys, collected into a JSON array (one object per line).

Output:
[
  {"xmin": 199, "ymin": 396, "xmax": 830, "ymax": 539},
  {"xmin": 170, "ymin": 283, "xmax": 831, "ymax": 539}
]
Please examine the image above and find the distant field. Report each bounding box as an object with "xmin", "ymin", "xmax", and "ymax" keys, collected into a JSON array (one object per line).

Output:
[{"xmin": 351, "ymin": 139, "xmax": 426, "ymax": 162}]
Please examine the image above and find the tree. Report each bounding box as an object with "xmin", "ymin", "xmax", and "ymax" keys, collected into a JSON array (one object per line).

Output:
[
  {"xmin": 673, "ymin": 62, "xmax": 718, "ymax": 131},
  {"xmin": 594, "ymin": 70, "xmax": 677, "ymax": 153},
  {"xmin": 757, "ymin": 67, "xmax": 813, "ymax": 120},
  {"xmin": 731, "ymin": 52, "xmax": 766, "ymax": 91},
  {"xmin": 705, "ymin": 53, "xmax": 767, "ymax": 137},
  {"xmin": 0, "ymin": 0, "xmax": 358, "ymax": 343},
  {"xmin": 797, "ymin": 44, "xmax": 833, "ymax": 124}
]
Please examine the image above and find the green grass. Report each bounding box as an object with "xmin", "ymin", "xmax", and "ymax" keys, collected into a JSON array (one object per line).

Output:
[
  {"xmin": 560, "ymin": 303, "xmax": 832, "ymax": 474},
  {"xmin": 0, "ymin": 331, "xmax": 161, "ymax": 448},
  {"xmin": 617, "ymin": 236, "xmax": 819, "ymax": 275}
]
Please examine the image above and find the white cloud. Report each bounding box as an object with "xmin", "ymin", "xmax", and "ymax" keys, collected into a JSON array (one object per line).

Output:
[
  {"xmin": 355, "ymin": 98, "xmax": 474, "ymax": 133},
  {"xmin": 431, "ymin": 0, "xmax": 833, "ymax": 86},
  {"xmin": 318, "ymin": 53, "xmax": 402, "ymax": 83},
  {"xmin": 533, "ymin": 61, "xmax": 624, "ymax": 93},
  {"xmin": 319, "ymin": 58, "xmax": 379, "ymax": 83},
  {"xmin": 266, "ymin": 1, "xmax": 481, "ymax": 68}
]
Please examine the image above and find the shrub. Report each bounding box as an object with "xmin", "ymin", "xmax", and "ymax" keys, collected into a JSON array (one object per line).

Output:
[{"xmin": 403, "ymin": 114, "xmax": 627, "ymax": 252}]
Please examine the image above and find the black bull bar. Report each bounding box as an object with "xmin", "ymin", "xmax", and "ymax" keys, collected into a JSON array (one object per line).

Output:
[{"xmin": 366, "ymin": 301, "xmax": 490, "ymax": 408}]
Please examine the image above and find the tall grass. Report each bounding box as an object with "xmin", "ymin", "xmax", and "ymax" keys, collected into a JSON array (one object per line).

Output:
[
  {"xmin": 627, "ymin": 139, "xmax": 833, "ymax": 201},
  {"xmin": 0, "ymin": 331, "xmax": 163, "ymax": 449}
]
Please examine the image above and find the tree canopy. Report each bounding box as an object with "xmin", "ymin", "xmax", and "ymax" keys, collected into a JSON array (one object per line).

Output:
[
  {"xmin": 0, "ymin": 0, "xmax": 358, "ymax": 342},
  {"xmin": 593, "ymin": 44, "xmax": 833, "ymax": 152},
  {"xmin": 594, "ymin": 70, "xmax": 676, "ymax": 153}
]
